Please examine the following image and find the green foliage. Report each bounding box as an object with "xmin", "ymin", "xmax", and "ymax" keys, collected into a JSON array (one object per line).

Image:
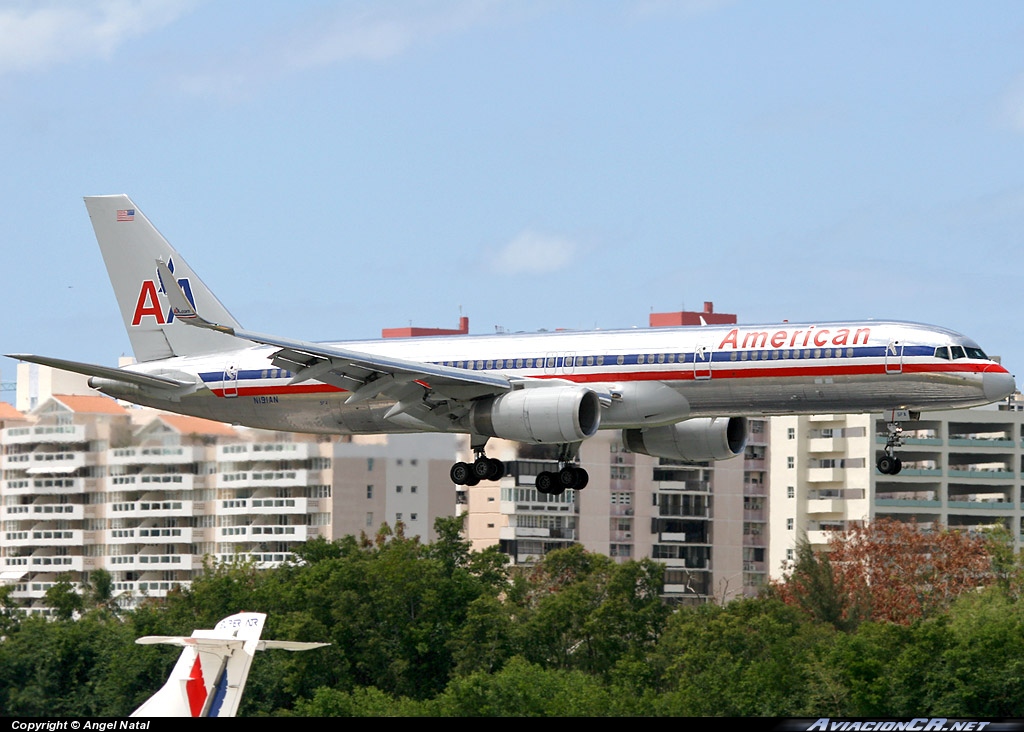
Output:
[{"xmin": 5, "ymin": 528, "xmax": 1024, "ymax": 717}]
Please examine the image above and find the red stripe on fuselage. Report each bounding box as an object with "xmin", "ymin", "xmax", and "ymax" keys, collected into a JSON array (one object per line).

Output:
[{"xmin": 205, "ymin": 361, "xmax": 997, "ymax": 398}]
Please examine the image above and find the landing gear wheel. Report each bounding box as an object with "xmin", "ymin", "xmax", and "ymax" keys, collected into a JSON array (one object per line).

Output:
[
  {"xmin": 450, "ymin": 462, "xmax": 471, "ymax": 485},
  {"xmin": 536, "ymin": 471, "xmax": 555, "ymax": 495},
  {"xmin": 558, "ymin": 466, "xmax": 583, "ymax": 490},
  {"xmin": 877, "ymin": 455, "xmax": 902, "ymax": 475}
]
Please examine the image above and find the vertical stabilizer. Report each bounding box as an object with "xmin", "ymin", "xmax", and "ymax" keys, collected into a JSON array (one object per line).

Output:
[
  {"xmin": 132, "ymin": 612, "xmax": 328, "ymax": 718},
  {"xmin": 132, "ymin": 612, "xmax": 267, "ymax": 718},
  {"xmin": 84, "ymin": 195, "xmax": 247, "ymax": 362}
]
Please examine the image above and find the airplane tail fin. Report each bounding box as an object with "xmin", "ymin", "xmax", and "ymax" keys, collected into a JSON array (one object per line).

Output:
[
  {"xmin": 84, "ymin": 195, "xmax": 248, "ymax": 362},
  {"xmin": 131, "ymin": 612, "xmax": 328, "ymax": 718}
]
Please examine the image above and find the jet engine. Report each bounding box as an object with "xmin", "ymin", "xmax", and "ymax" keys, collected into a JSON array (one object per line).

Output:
[
  {"xmin": 622, "ymin": 416, "xmax": 748, "ymax": 461},
  {"xmin": 470, "ymin": 386, "xmax": 602, "ymax": 444}
]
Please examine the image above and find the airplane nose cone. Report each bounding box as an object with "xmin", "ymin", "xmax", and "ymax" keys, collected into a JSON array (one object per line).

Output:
[{"xmin": 983, "ymin": 369, "xmax": 1016, "ymax": 402}]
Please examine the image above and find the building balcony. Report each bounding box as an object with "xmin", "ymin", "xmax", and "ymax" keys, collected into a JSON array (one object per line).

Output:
[
  {"xmin": 948, "ymin": 438, "xmax": 1015, "ymax": 448},
  {"xmin": 217, "ymin": 497, "xmax": 310, "ymax": 515},
  {"xmin": 806, "ymin": 467, "xmax": 846, "ymax": 482},
  {"xmin": 24, "ymin": 555, "xmax": 85, "ymax": 572},
  {"xmin": 3, "ymin": 503, "xmax": 84, "ymax": 521},
  {"xmin": 109, "ymin": 473, "xmax": 196, "ymax": 491},
  {"xmin": 219, "ymin": 442, "xmax": 316, "ymax": 461},
  {"xmin": 947, "ymin": 499, "xmax": 1014, "ymax": 510},
  {"xmin": 2, "ymin": 424, "xmax": 86, "ymax": 444},
  {"xmin": 108, "ymin": 446, "xmax": 199, "ymax": 465},
  {"xmin": 3, "ymin": 529, "xmax": 82, "ymax": 548},
  {"xmin": 3, "ymin": 555, "xmax": 86, "ymax": 573},
  {"xmin": 107, "ymin": 527, "xmax": 194, "ymax": 544},
  {"xmin": 214, "ymin": 551, "xmax": 297, "ymax": 568},
  {"xmin": 807, "ymin": 529, "xmax": 844, "ymax": 545},
  {"xmin": 216, "ymin": 469, "xmax": 309, "ymax": 489},
  {"xmin": 110, "ymin": 500, "xmax": 194, "ymax": 518},
  {"xmin": 111, "ymin": 580, "xmax": 190, "ymax": 598},
  {"xmin": 808, "ymin": 437, "xmax": 845, "ymax": 452},
  {"xmin": 14, "ymin": 452, "xmax": 88, "ymax": 473},
  {"xmin": 806, "ymin": 498, "xmax": 847, "ymax": 514},
  {"xmin": 107, "ymin": 553, "xmax": 196, "ymax": 572},
  {"xmin": 653, "ymin": 480, "xmax": 710, "ymax": 492},
  {"xmin": 217, "ymin": 524, "xmax": 309, "ymax": 542},
  {"xmin": 499, "ymin": 526, "xmax": 577, "ymax": 541},
  {"xmin": 948, "ymin": 468, "xmax": 1014, "ymax": 479}
]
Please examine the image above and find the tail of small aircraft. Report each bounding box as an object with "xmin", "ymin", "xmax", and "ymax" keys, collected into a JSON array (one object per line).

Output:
[
  {"xmin": 131, "ymin": 612, "xmax": 328, "ymax": 718},
  {"xmin": 84, "ymin": 194, "xmax": 248, "ymax": 363}
]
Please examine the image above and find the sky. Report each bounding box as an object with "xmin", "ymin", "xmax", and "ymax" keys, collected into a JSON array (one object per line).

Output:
[{"xmin": 2, "ymin": 0, "xmax": 1024, "ymax": 400}]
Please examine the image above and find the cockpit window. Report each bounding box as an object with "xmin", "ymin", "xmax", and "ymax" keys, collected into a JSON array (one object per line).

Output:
[
  {"xmin": 950, "ymin": 346, "xmax": 966, "ymax": 360},
  {"xmin": 964, "ymin": 347, "xmax": 988, "ymax": 360},
  {"xmin": 934, "ymin": 346, "xmax": 949, "ymax": 360}
]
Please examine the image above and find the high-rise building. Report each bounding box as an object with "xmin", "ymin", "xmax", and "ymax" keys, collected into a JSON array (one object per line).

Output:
[{"xmin": 769, "ymin": 399, "xmax": 1024, "ymax": 578}]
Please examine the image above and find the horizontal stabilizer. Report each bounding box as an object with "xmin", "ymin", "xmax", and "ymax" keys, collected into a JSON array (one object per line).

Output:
[
  {"xmin": 5, "ymin": 354, "xmax": 196, "ymax": 390},
  {"xmin": 132, "ymin": 612, "xmax": 329, "ymax": 718}
]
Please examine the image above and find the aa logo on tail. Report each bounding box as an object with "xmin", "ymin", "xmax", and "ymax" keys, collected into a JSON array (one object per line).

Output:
[{"xmin": 131, "ymin": 258, "xmax": 196, "ymax": 326}]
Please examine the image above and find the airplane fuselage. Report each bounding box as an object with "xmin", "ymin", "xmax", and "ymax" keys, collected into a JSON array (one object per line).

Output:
[{"xmin": 100, "ymin": 319, "xmax": 1014, "ymax": 437}]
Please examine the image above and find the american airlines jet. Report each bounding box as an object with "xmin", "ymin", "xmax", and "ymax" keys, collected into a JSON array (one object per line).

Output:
[{"xmin": 9, "ymin": 195, "xmax": 1016, "ymax": 492}]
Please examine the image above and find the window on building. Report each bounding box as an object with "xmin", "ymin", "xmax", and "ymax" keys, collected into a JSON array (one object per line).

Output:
[
  {"xmin": 396, "ymin": 485, "xmax": 402, "ymax": 493},
  {"xmin": 410, "ymin": 513, "xmax": 418, "ymax": 521},
  {"xmin": 787, "ymin": 456, "xmax": 795, "ymax": 468},
  {"xmin": 787, "ymin": 428, "xmax": 795, "ymax": 439},
  {"xmin": 787, "ymin": 486, "xmax": 794, "ymax": 498},
  {"xmin": 366, "ymin": 512, "xmax": 373, "ymax": 527},
  {"xmin": 366, "ymin": 485, "xmax": 374, "ymax": 499},
  {"xmin": 787, "ymin": 518, "xmax": 794, "ymax": 530}
]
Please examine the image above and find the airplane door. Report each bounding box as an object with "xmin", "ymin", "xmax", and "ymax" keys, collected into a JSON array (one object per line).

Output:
[
  {"xmin": 693, "ymin": 344, "xmax": 713, "ymax": 380},
  {"xmin": 885, "ymin": 340, "xmax": 903, "ymax": 374},
  {"xmin": 222, "ymin": 364, "xmax": 239, "ymax": 398},
  {"xmin": 544, "ymin": 352, "xmax": 558, "ymax": 375},
  {"xmin": 561, "ymin": 352, "xmax": 576, "ymax": 375}
]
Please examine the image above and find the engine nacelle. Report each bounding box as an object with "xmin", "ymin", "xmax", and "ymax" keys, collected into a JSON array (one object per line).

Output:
[
  {"xmin": 622, "ymin": 417, "xmax": 748, "ymax": 461},
  {"xmin": 470, "ymin": 386, "xmax": 602, "ymax": 444}
]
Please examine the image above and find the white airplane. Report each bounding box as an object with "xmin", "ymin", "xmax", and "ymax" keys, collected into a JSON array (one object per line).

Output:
[
  {"xmin": 132, "ymin": 611, "xmax": 327, "ymax": 717},
  {"xmin": 8, "ymin": 195, "xmax": 1016, "ymax": 489}
]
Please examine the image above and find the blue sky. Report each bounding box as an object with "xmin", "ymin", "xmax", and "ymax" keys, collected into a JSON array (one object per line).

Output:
[{"xmin": 2, "ymin": 1, "xmax": 1023, "ymax": 398}]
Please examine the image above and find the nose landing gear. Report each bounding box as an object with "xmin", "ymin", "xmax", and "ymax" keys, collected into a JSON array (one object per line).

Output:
[{"xmin": 877, "ymin": 420, "xmax": 904, "ymax": 475}]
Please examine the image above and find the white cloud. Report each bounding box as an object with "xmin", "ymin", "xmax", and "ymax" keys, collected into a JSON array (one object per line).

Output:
[
  {"xmin": 997, "ymin": 72, "xmax": 1024, "ymax": 133},
  {"xmin": 492, "ymin": 230, "xmax": 577, "ymax": 274},
  {"xmin": 174, "ymin": 1, "xmax": 510, "ymax": 99},
  {"xmin": 281, "ymin": 2, "xmax": 500, "ymax": 70},
  {"xmin": 0, "ymin": 0, "xmax": 194, "ymax": 75}
]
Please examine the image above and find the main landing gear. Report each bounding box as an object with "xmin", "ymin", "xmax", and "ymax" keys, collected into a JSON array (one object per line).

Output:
[
  {"xmin": 876, "ymin": 419, "xmax": 904, "ymax": 475},
  {"xmin": 449, "ymin": 438, "xmax": 590, "ymax": 494},
  {"xmin": 450, "ymin": 452, "xmax": 504, "ymax": 486},
  {"xmin": 535, "ymin": 464, "xmax": 588, "ymax": 495},
  {"xmin": 536, "ymin": 442, "xmax": 589, "ymax": 496}
]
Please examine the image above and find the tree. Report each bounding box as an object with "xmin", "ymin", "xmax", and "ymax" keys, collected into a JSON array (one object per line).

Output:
[
  {"xmin": 44, "ymin": 573, "xmax": 84, "ymax": 621},
  {"xmin": 774, "ymin": 519, "xmax": 994, "ymax": 625}
]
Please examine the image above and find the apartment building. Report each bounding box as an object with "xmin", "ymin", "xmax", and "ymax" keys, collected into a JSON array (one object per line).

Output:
[
  {"xmin": 0, "ymin": 392, "xmax": 459, "ymax": 611},
  {"xmin": 769, "ymin": 400, "xmax": 1024, "ymax": 578}
]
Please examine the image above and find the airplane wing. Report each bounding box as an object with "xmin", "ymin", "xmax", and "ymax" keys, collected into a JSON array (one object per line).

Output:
[
  {"xmin": 5, "ymin": 353, "xmax": 198, "ymax": 390},
  {"xmin": 155, "ymin": 260, "xmax": 520, "ymax": 419}
]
